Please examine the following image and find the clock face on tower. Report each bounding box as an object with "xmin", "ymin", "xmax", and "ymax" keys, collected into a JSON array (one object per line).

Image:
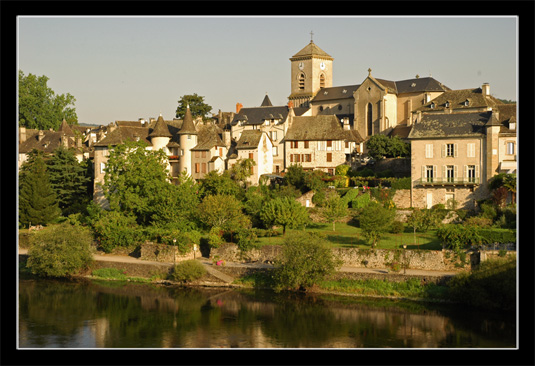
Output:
[
  {"xmin": 298, "ymin": 62, "xmax": 304, "ymax": 70},
  {"xmin": 320, "ymin": 62, "xmax": 326, "ymax": 70}
]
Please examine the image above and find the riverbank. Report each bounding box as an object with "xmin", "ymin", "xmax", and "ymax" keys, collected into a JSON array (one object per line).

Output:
[{"xmin": 19, "ymin": 247, "xmax": 459, "ymax": 303}]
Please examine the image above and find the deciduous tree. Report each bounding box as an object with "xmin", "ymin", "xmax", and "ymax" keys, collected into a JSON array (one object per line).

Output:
[
  {"xmin": 260, "ymin": 197, "xmax": 309, "ymax": 235},
  {"xmin": 175, "ymin": 93, "xmax": 212, "ymax": 121}
]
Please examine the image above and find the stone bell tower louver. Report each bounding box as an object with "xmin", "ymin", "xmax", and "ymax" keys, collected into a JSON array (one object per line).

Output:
[{"xmin": 288, "ymin": 39, "xmax": 334, "ymax": 108}]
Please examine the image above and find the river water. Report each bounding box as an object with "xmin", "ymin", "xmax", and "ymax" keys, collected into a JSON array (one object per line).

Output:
[{"xmin": 18, "ymin": 278, "xmax": 516, "ymax": 349}]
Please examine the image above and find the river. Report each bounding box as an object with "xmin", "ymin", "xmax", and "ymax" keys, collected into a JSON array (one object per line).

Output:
[{"xmin": 18, "ymin": 278, "xmax": 516, "ymax": 349}]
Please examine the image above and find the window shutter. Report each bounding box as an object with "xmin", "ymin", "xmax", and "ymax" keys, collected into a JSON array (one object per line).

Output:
[
  {"xmin": 421, "ymin": 166, "xmax": 425, "ymax": 181},
  {"xmin": 464, "ymin": 165, "xmax": 468, "ymax": 183},
  {"xmin": 433, "ymin": 165, "xmax": 437, "ymax": 180},
  {"xmin": 454, "ymin": 143, "xmax": 458, "ymax": 157},
  {"xmin": 442, "ymin": 165, "xmax": 446, "ymax": 180},
  {"xmin": 475, "ymin": 165, "xmax": 480, "ymax": 178},
  {"xmin": 454, "ymin": 165, "xmax": 458, "ymax": 179},
  {"xmin": 290, "ymin": 154, "xmax": 293, "ymax": 163},
  {"xmin": 441, "ymin": 144, "xmax": 445, "ymax": 158}
]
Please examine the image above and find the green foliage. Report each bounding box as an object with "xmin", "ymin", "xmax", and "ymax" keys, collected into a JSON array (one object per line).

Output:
[
  {"xmin": 436, "ymin": 224, "xmax": 485, "ymax": 251},
  {"xmin": 260, "ymin": 197, "xmax": 310, "ymax": 235},
  {"xmin": 351, "ymin": 191, "xmax": 371, "ymax": 209},
  {"xmin": 102, "ymin": 140, "xmax": 171, "ymax": 225},
  {"xmin": 18, "ymin": 70, "xmax": 78, "ymax": 129},
  {"xmin": 91, "ymin": 210, "xmax": 141, "ymax": 253},
  {"xmin": 159, "ymin": 229, "xmax": 201, "ymax": 255},
  {"xmin": 229, "ymin": 158, "xmax": 256, "ymax": 187},
  {"xmin": 477, "ymin": 228, "xmax": 516, "ymax": 245},
  {"xmin": 390, "ymin": 220, "xmax": 405, "ymax": 234},
  {"xmin": 284, "ymin": 164, "xmax": 306, "ymax": 192},
  {"xmin": 340, "ymin": 188, "xmax": 360, "ymax": 207},
  {"xmin": 235, "ymin": 228, "xmax": 259, "ymax": 252},
  {"xmin": 365, "ymin": 135, "xmax": 410, "ymax": 160},
  {"xmin": 358, "ymin": 202, "xmax": 395, "ymax": 248},
  {"xmin": 197, "ymin": 194, "xmax": 250, "ymax": 232},
  {"xmin": 273, "ymin": 232, "xmax": 342, "ymax": 292},
  {"xmin": 206, "ymin": 226, "xmax": 224, "ymax": 249},
  {"xmin": 321, "ymin": 194, "xmax": 348, "ymax": 231},
  {"xmin": 19, "ymin": 150, "xmax": 61, "ymax": 227},
  {"xmin": 200, "ymin": 170, "xmax": 243, "ymax": 199},
  {"xmin": 175, "ymin": 93, "xmax": 212, "ymax": 121},
  {"xmin": 335, "ymin": 164, "xmax": 350, "ymax": 176},
  {"xmin": 304, "ymin": 170, "xmax": 328, "ymax": 192},
  {"xmin": 26, "ymin": 223, "xmax": 94, "ymax": 277},
  {"xmin": 171, "ymin": 260, "xmax": 207, "ymax": 283},
  {"xmin": 47, "ymin": 146, "xmax": 91, "ymax": 216},
  {"xmin": 447, "ymin": 257, "xmax": 516, "ymax": 311},
  {"xmin": 406, "ymin": 209, "xmax": 441, "ymax": 234},
  {"xmin": 92, "ymin": 268, "xmax": 128, "ymax": 280}
]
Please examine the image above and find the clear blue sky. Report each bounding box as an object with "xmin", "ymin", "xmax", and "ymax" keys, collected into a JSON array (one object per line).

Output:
[{"xmin": 17, "ymin": 16, "xmax": 517, "ymax": 125}]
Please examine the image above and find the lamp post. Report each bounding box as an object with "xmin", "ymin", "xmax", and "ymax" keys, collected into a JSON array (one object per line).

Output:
[{"xmin": 403, "ymin": 244, "xmax": 407, "ymax": 275}]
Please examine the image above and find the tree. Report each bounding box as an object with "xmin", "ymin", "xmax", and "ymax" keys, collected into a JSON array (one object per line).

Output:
[
  {"xmin": 230, "ymin": 158, "xmax": 256, "ymax": 188},
  {"xmin": 176, "ymin": 93, "xmax": 212, "ymax": 121},
  {"xmin": 284, "ymin": 164, "xmax": 306, "ymax": 192},
  {"xmin": 47, "ymin": 146, "xmax": 91, "ymax": 216},
  {"xmin": 321, "ymin": 194, "xmax": 348, "ymax": 231},
  {"xmin": 366, "ymin": 134, "xmax": 410, "ymax": 160},
  {"xmin": 18, "ymin": 70, "xmax": 78, "ymax": 130},
  {"xmin": 358, "ymin": 202, "xmax": 395, "ymax": 248},
  {"xmin": 102, "ymin": 140, "xmax": 170, "ymax": 225},
  {"xmin": 26, "ymin": 223, "xmax": 94, "ymax": 277},
  {"xmin": 260, "ymin": 197, "xmax": 309, "ymax": 235},
  {"xmin": 406, "ymin": 209, "xmax": 441, "ymax": 245},
  {"xmin": 200, "ymin": 170, "xmax": 243, "ymax": 199},
  {"xmin": 273, "ymin": 232, "xmax": 342, "ymax": 292},
  {"xmin": 19, "ymin": 150, "xmax": 60, "ymax": 227},
  {"xmin": 197, "ymin": 194, "xmax": 250, "ymax": 232}
]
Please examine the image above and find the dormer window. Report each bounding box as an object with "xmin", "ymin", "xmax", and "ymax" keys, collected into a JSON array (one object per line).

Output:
[
  {"xmin": 342, "ymin": 89, "xmax": 347, "ymax": 94},
  {"xmin": 324, "ymin": 91, "xmax": 328, "ymax": 95},
  {"xmin": 430, "ymin": 102, "xmax": 436, "ymax": 109},
  {"xmin": 411, "ymin": 83, "xmax": 416, "ymax": 87},
  {"xmin": 464, "ymin": 99, "xmax": 470, "ymax": 106},
  {"xmin": 445, "ymin": 101, "xmax": 450, "ymax": 108}
]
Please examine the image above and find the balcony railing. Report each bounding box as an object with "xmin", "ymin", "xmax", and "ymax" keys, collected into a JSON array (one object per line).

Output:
[{"xmin": 416, "ymin": 177, "xmax": 480, "ymax": 186}]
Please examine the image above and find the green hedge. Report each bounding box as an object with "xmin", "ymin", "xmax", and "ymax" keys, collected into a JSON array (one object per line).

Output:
[{"xmin": 478, "ymin": 229, "xmax": 516, "ymax": 245}]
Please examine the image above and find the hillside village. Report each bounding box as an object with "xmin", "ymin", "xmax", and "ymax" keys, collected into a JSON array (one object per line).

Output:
[{"xmin": 18, "ymin": 39, "xmax": 517, "ymax": 211}]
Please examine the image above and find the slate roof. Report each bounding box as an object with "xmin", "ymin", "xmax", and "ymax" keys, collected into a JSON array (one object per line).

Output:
[
  {"xmin": 371, "ymin": 76, "xmax": 450, "ymax": 95},
  {"xmin": 414, "ymin": 87, "xmax": 503, "ymax": 112},
  {"xmin": 311, "ymin": 85, "xmax": 360, "ymax": 102},
  {"xmin": 290, "ymin": 41, "xmax": 333, "ymax": 60},
  {"xmin": 286, "ymin": 115, "xmax": 363, "ymax": 142},
  {"xmin": 408, "ymin": 112, "xmax": 490, "ymax": 139},
  {"xmin": 178, "ymin": 106, "xmax": 198, "ymax": 135},
  {"xmin": 388, "ymin": 124, "xmax": 413, "ymax": 140},
  {"xmin": 231, "ymin": 105, "xmax": 308, "ymax": 126},
  {"xmin": 93, "ymin": 126, "xmax": 151, "ymax": 147},
  {"xmin": 191, "ymin": 124, "xmax": 226, "ymax": 151},
  {"xmin": 235, "ymin": 130, "xmax": 264, "ymax": 150},
  {"xmin": 261, "ymin": 94, "xmax": 273, "ymax": 107},
  {"xmin": 148, "ymin": 115, "xmax": 172, "ymax": 138}
]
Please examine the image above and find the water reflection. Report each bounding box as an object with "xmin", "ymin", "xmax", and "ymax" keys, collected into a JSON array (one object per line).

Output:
[{"xmin": 18, "ymin": 279, "xmax": 516, "ymax": 348}]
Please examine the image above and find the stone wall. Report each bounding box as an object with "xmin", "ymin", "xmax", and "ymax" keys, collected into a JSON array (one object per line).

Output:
[
  {"xmin": 211, "ymin": 243, "xmax": 465, "ymax": 271},
  {"xmin": 139, "ymin": 242, "xmax": 196, "ymax": 263}
]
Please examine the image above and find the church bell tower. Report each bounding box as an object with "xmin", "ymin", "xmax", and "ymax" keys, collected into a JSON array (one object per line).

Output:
[{"xmin": 288, "ymin": 34, "xmax": 334, "ymax": 108}]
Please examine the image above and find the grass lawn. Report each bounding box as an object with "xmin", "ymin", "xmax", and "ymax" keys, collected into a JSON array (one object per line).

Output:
[{"xmin": 256, "ymin": 222, "xmax": 443, "ymax": 251}]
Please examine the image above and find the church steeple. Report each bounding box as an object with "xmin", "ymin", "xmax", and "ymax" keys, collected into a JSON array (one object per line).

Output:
[{"xmin": 288, "ymin": 38, "xmax": 334, "ymax": 108}]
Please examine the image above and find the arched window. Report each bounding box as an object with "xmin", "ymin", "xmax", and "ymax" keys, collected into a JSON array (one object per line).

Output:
[
  {"xmin": 319, "ymin": 73, "xmax": 325, "ymax": 88},
  {"xmin": 367, "ymin": 103, "xmax": 373, "ymax": 136},
  {"xmin": 299, "ymin": 73, "xmax": 305, "ymax": 90}
]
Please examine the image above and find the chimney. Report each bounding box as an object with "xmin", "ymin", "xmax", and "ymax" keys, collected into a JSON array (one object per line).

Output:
[
  {"xmin": 482, "ymin": 83, "xmax": 490, "ymax": 96},
  {"xmin": 236, "ymin": 103, "xmax": 243, "ymax": 114},
  {"xmin": 288, "ymin": 101, "xmax": 294, "ymax": 109},
  {"xmin": 20, "ymin": 127, "xmax": 27, "ymax": 143}
]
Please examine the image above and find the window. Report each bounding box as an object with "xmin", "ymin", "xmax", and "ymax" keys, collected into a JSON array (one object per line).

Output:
[
  {"xmin": 425, "ymin": 144, "xmax": 433, "ymax": 158},
  {"xmin": 328, "ymin": 168, "xmax": 334, "ymax": 176},
  {"xmin": 195, "ymin": 151, "xmax": 200, "ymax": 158},
  {"xmin": 425, "ymin": 165, "xmax": 435, "ymax": 182},
  {"xmin": 367, "ymin": 103, "xmax": 373, "ymax": 136},
  {"xmin": 445, "ymin": 165, "xmax": 455, "ymax": 183},
  {"xmin": 326, "ymin": 140, "xmax": 332, "ymax": 148},
  {"xmin": 444, "ymin": 143, "xmax": 457, "ymax": 157},
  {"xmin": 201, "ymin": 163, "xmax": 206, "ymax": 173},
  {"xmin": 201, "ymin": 151, "xmax": 206, "ymax": 158},
  {"xmin": 303, "ymin": 154, "xmax": 312, "ymax": 162},
  {"xmin": 195, "ymin": 163, "xmax": 200, "ymax": 173},
  {"xmin": 275, "ymin": 165, "xmax": 280, "ymax": 174},
  {"xmin": 100, "ymin": 162, "xmax": 106, "ymax": 174},
  {"xmin": 467, "ymin": 143, "xmax": 475, "ymax": 158},
  {"xmin": 219, "ymin": 148, "xmax": 223, "ymax": 157},
  {"xmin": 270, "ymin": 131, "xmax": 277, "ymax": 141},
  {"xmin": 320, "ymin": 73, "xmax": 325, "ymax": 88},
  {"xmin": 506, "ymin": 142, "xmax": 515, "ymax": 155},
  {"xmin": 249, "ymin": 153, "xmax": 254, "ymax": 160},
  {"xmin": 273, "ymin": 146, "xmax": 278, "ymax": 156},
  {"xmin": 291, "ymin": 141, "xmax": 298, "ymax": 149},
  {"xmin": 467, "ymin": 165, "xmax": 477, "ymax": 183},
  {"xmin": 345, "ymin": 141, "xmax": 349, "ymax": 149},
  {"xmin": 326, "ymin": 153, "xmax": 332, "ymax": 162}
]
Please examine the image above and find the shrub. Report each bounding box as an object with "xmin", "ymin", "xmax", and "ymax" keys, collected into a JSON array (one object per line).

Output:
[
  {"xmin": 273, "ymin": 232, "xmax": 342, "ymax": 292},
  {"xmin": 465, "ymin": 216, "xmax": 493, "ymax": 228},
  {"xmin": 390, "ymin": 220, "xmax": 405, "ymax": 234},
  {"xmin": 351, "ymin": 191, "xmax": 371, "ymax": 209},
  {"xmin": 235, "ymin": 228, "xmax": 259, "ymax": 252},
  {"xmin": 436, "ymin": 224, "xmax": 485, "ymax": 251},
  {"xmin": 92, "ymin": 211, "xmax": 141, "ymax": 253},
  {"xmin": 479, "ymin": 203, "xmax": 498, "ymax": 221},
  {"xmin": 171, "ymin": 260, "xmax": 206, "ymax": 282},
  {"xmin": 26, "ymin": 223, "xmax": 94, "ymax": 278}
]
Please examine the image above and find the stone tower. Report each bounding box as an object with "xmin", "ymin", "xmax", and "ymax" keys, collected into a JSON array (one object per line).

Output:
[
  {"xmin": 148, "ymin": 114, "xmax": 172, "ymax": 152},
  {"xmin": 178, "ymin": 105, "xmax": 198, "ymax": 175},
  {"xmin": 288, "ymin": 39, "xmax": 334, "ymax": 108}
]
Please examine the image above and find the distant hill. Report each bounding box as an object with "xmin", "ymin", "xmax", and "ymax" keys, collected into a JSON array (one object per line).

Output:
[{"xmin": 77, "ymin": 122, "xmax": 104, "ymax": 127}]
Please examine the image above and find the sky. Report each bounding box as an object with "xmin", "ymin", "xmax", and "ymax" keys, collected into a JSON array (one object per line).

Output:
[{"xmin": 17, "ymin": 16, "xmax": 518, "ymax": 126}]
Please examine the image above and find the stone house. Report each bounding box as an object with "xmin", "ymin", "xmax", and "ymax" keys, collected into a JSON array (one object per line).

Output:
[
  {"xmin": 190, "ymin": 123, "xmax": 229, "ymax": 180},
  {"xmin": 18, "ymin": 119, "xmax": 90, "ymax": 169},
  {"xmin": 231, "ymin": 94, "xmax": 309, "ymax": 174},
  {"xmin": 228, "ymin": 129, "xmax": 274, "ymax": 186},
  {"xmin": 284, "ymin": 115, "xmax": 363, "ymax": 175},
  {"xmin": 407, "ymin": 85, "xmax": 516, "ymax": 209}
]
